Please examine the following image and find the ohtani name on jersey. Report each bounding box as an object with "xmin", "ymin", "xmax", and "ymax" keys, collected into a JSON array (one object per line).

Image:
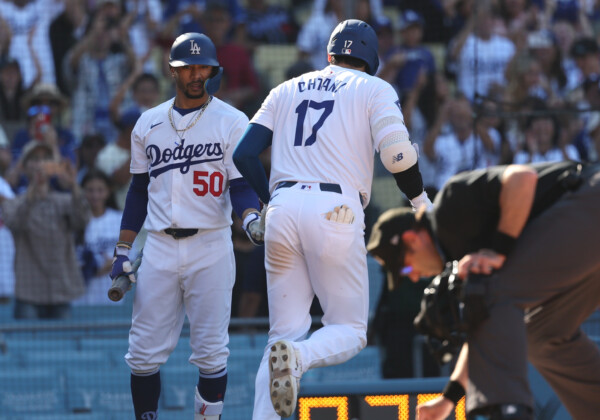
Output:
[
  {"xmin": 146, "ymin": 138, "xmax": 223, "ymax": 178},
  {"xmin": 298, "ymin": 78, "xmax": 347, "ymax": 93}
]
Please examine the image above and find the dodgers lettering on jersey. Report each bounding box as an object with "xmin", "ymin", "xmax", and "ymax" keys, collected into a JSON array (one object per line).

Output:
[
  {"xmin": 146, "ymin": 139, "xmax": 224, "ymax": 178},
  {"xmin": 250, "ymin": 65, "xmax": 408, "ymax": 207},
  {"xmin": 130, "ymin": 97, "xmax": 249, "ymax": 232}
]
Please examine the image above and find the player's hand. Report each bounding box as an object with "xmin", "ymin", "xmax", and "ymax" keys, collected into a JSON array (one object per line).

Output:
[
  {"xmin": 243, "ymin": 209, "xmax": 265, "ymax": 246},
  {"xmin": 410, "ymin": 190, "xmax": 433, "ymax": 211},
  {"xmin": 416, "ymin": 395, "xmax": 454, "ymax": 420},
  {"xmin": 110, "ymin": 247, "xmax": 136, "ymax": 283},
  {"xmin": 325, "ymin": 204, "xmax": 354, "ymax": 223},
  {"xmin": 457, "ymin": 249, "xmax": 505, "ymax": 280}
]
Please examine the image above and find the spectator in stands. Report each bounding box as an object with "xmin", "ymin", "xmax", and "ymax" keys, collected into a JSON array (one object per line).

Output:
[
  {"xmin": 424, "ymin": 93, "xmax": 503, "ymax": 191},
  {"xmin": 64, "ymin": 2, "xmax": 135, "ymax": 144},
  {"xmin": 568, "ymin": 36, "xmax": 600, "ymax": 100},
  {"xmin": 0, "ymin": 0, "xmax": 63, "ymax": 88},
  {"xmin": 241, "ymin": 0, "xmax": 299, "ymax": 52},
  {"xmin": 0, "ymin": 125, "xmax": 14, "ymax": 304},
  {"xmin": 2, "ymin": 141, "xmax": 90, "ymax": 319},
  {"xmin": 394, "ymin": 68, "xmax": 438, "ymax": 190},
  {"xmin": 0, "ymin": 13, "xmax": 10, "ymax": 57},
  {"xmin": 447, "ymin": 0, "xmax": 516, "ymax": 102},
  {"xmin": 552, "ymin": 17, "xmax": 583, "ymax": 87},
  {"xmin": 160, "ymin": 0, "xmax": 245, "ymax": 44},
  {"xmin": 49, "ymin": 0, "xmax": 88, "ymax": 96},
  {"xmin": 492, "ymin": 0, "xmax": 542, "ymax": 43},
  {"xmin": 0, "ymin": 124, "xmax": 10, "ymax": 176},
  {"xmin": 0, "ymin": 56, "xmax": 25, "ymax": 124},
  {"xmin": 202, "ymin": 2, "xmax": 261, "ymax": 116},
  {"xmin": 5, "ymin": 85, "xmax": 77, "ymax": 194},
  {"xmin": 527, "ymin": 29, "xmax": 569, "ymax": 102},
  {"xmin": 95, "ymin": 109, "xmax": 139, "ymax": 210},
  {"xmin": 579, "ymin": 73, "xmax": 600, "ymax": 161},
  {"xmin": 109, "ymin": 71, "xmax": 161, "ymax": 129},
  {"xmin": 123, "ymin": 0, "xmax": 162, "ymax": 74},
  {"xmin": 504, "ymin": 53, "xmax": 553, "ymax": 108},
  {"xmin": 378, "ymin": 10, "xmax": 436, "ymax": 102},
  {"xmin": 438, "ymin": 0, "xmax": 475, "ymax": 46},
  {"xmin": 75, "ymin": 133, "xmax": 105, "ymax": 184},
  {"xmin": 74, "ymin": 169, "xmax": 122, "ymax": 305},
  {"xmin": 296, "ymin": 0, "xmax": 344, "ymax": 71},
  {"xmin": 513, "ymin": 109, "xmax": 580, "ymax": 164},
  {"xmin": 546, "ymin": 0, "xmax": 594, "ymax": 37}
]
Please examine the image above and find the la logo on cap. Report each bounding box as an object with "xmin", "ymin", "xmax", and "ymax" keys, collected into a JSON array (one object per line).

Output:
[{"xmin": 190, "ymin": 40, "xmax": 202, "ymax": 55}]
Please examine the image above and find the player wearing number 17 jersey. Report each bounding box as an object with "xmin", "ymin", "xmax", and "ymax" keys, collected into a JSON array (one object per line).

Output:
[
  {"xmin": 234, "ymin": 19, "xmax": 432, "ymax": 419},
  {"xmin": 109, "ymin": 33, "xmax": 264, "ymax": 420}
]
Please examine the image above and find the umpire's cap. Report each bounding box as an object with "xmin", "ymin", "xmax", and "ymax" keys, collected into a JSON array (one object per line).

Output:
[
  {"xmin": 327, "ymin": 19, "xmax": 379, "ymax": 76},
  {"xmin": 169, "ymin": 32, "xmax": 223, "ymax": 94},
  {"xmin": 366, "ymin": 207, "xmax": 418, "ymax": 290}
]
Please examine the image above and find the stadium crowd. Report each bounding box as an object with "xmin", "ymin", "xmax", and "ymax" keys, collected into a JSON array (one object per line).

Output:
[{"xmin": 0, "ymin": 0, "xmax": 598, "ymax": 343}]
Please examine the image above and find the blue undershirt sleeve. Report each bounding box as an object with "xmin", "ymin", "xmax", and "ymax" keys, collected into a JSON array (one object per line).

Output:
[
  {"xmin": 232, "ymin": 123, "xmax": 273, "ymax": 204},
  {"xmin": 230, "ymin": 177, "xmax": 260, "ymax": 219},
  {"xmin": 120, "ymin": 173, "xmax": 149, "ymax": 233}
]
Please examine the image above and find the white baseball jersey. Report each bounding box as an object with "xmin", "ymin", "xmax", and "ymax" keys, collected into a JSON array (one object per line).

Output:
[
  {"xmin": 250, "ymin": 64, "xmax": 408, "ymax": 207},
  {"xmin": 457, "ymin": 34, "xmax": 515, "ymax": 101},
  {"xmin": 130, "ymin": 97, "xmax": 248, "ymax": 232}
]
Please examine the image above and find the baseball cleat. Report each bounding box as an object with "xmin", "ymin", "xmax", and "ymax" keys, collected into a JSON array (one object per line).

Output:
[{"xmin": 269, "ymin": 340, "xmax": 302, "ymax": 417}]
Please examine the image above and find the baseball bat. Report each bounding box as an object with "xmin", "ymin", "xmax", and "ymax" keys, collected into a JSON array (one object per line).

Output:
[{"xmin": 108, "ymin": 249, "xmax": 143, "ymax": 302}]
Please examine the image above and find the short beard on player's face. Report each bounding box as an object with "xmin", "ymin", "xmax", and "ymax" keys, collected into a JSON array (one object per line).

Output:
[
  {"xmin": 184, "ymin": 83, "xmax": 206, "ymax": 100},
  {"xmin": 176, "ymin": 78, "xmax": 206, "ymax": 100}
]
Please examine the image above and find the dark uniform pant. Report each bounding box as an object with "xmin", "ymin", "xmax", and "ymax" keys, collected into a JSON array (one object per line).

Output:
[{"xmin": 467, "ymin": 167, "xmax": 600, "ymax": 420}]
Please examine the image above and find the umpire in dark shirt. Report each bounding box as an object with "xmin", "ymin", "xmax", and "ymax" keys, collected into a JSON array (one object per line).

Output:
[{"xmin": 367, "ymin": 161, "xmax": 600, "ymax": 420}]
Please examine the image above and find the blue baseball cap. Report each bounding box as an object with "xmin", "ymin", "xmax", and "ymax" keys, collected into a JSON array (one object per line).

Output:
[
  {"xmin": 118, "ymin": 108, "xmax": 141, "ymax": 129},
  {"xmin": 398, "ymin": 10, "xmax": 424, "ymax": 31}
]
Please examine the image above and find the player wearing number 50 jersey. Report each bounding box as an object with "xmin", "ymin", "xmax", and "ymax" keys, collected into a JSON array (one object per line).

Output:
[
  {"xmin": 109, "ymin": 33, "xmax": 263, "ymax": 420},
  {"xmin": 234, "ymin": 19, "xmax": 432, "ymax": 419}
]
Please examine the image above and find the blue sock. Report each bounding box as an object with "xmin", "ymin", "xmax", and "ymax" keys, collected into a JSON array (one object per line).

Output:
[
  {"xmin": 197, "ymin": 367, "xmax": 227, "ymax": 402},
  {"xmin": 131, "ymin": 371, "xmax": 161, "ymax": 419}
]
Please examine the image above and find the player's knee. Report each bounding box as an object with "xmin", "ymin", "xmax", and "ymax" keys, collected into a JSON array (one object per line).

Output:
[
  {"xmin": 131, "ymin": 367, "xmax": 160, "ymax": 376},
  {"xmin": 355, "ymin": 326, "xmax": 368, "ymax": 350},
  {"xmin": 527, "ymin": 330, "xmax": 571, "ymax": 366}
]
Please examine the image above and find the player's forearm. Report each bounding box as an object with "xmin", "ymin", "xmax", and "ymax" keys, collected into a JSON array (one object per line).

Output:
[
  {"xmin": 120, "ymin": 173, "xmax": 149, "ymax": 233},
  {"xmin": 451, "ymin": 343, "xmax": 468, "ymax": 388},
  {"xmin": 497, "ymin": 165, "xmax": 538, "ymax": 238},
  {"xmin": 118, "ymin": 229, "xmax": 138, "ymax": 245},
  {"xmin": 233, "ymin": 123, "xmax": 273, "ymax": 204}
]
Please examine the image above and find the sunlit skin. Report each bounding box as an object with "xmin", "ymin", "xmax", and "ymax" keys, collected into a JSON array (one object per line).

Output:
[
  {"xmin": 401, "ymin": 229, "xmax": 445, "ymax": 282},
  {"xmin": 83, "ymin": 177, "xmax": 110, "ymax": 217},
  {"xmin": 171, "ymin": 64, "xmax": 213, "ymax": 108},
  {"xmin": 401, "ymin": 229, "xmax": 506, "ymax": 282}
]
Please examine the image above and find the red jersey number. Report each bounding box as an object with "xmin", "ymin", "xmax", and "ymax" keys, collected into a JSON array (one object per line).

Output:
[{"xmin": 193, "ymin": 170, "xmax": 224, "ymax": 197}]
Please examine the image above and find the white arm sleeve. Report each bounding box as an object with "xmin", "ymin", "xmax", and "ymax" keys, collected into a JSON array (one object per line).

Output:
[{"xmin": 379, "ymin": 135, "xmax": 418, "ymax": 173}]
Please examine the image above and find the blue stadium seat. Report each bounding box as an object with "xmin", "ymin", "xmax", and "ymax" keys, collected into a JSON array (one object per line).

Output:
[
  {"xmin": 315, "ymin": 345, "xmax": 383, "ymax": 382},
  {"xmin": 20, "ymin": 349, "xmax": 113, "ymax": 370},
  {"xmin": 0, "ymin": 351, "xmax": 17, "ymax": 369},
  {"xmin": 228, "ymin": 332, "xmax": 253, "ymax": 349},
  {"xmin": 0, "ymin": 368, "xmax": 66, "ymax": 415},
  {"xmin": 3, "ymin": 336, "xmax": 79, "ymax": 355},
  {"xmin": 14, "ymin": 413, "xmax": 112, "ymax": 420},
  {"xmin": 161, "ymin": 365, "xmax": 199, "ymax": 410},
  {"xmin": 161, "ymin": 363, "xmax": 255, "ymax": 415},
  {"xmin": 78, "ymin": 337, "xmax": 128, "ymax": 367},
  {"xmin": 65, "ymin": 367, "xmax": 132, "ymax": 415}
]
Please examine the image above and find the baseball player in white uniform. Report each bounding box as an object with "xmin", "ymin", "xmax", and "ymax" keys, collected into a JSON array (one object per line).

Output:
[
  {"xmin": 233, "ymin": 20, "xmax": 432, "ymax": 419},
  {"xmin": 110, "ymin": 33, "xmax": 264, "ymax": 420}
]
